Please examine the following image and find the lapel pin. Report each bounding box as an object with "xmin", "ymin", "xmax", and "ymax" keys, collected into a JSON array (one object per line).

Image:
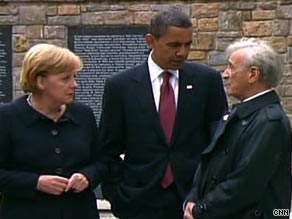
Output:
[
  {"xmin": 223, "ymin": 114, "xmax": 229, "ymax": 121},
  {"xmin": 186, "ymin": 85, "xmax": 193, "ymax": 89}
]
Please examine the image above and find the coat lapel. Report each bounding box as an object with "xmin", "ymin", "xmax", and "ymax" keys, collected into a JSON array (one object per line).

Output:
[{"xmin": 202, "ymin": 111, "xmax": 236, "ymax": 155}]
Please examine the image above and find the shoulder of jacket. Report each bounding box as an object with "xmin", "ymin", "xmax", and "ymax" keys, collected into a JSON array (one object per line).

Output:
[
  {"xmin": 264, "ymin": 104, "xmax": 283, "ymax": 121},
  {"xmin": 184, "ymin": 61, "xmax": 219, "ymax": 73}
]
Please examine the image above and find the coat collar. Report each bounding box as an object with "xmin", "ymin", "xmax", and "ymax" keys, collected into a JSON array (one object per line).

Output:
[
  {"xmin": 202, "ymin": 90, "xmax": 280, "ymax": 155},
  {"xmin": 13, "ymin": 95, "xmax": 80, "ymax": 126},
  {"xmin": 235, "ymin": 90, "xmax": 280, "ymax": 119}
]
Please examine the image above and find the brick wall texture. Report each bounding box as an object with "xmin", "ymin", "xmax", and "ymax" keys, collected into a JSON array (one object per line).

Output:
[{"xmin": 0, "ymin": 0, "xmax": 291, "ymax": 118}]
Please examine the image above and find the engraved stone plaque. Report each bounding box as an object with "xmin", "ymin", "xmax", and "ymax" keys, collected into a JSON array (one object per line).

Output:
[
  {"xmin": 68, "ymin": 26, "xmax": 150, "ymax": 124},
  {"xmin": 0, "ymin": 26, "xmax": 12, "ymax": 103}
]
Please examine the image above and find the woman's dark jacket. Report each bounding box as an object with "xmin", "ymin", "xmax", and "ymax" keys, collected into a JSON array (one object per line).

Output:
[{"xmin": 0, "ymin": 95, "xmax": 106, "ymax": 219}]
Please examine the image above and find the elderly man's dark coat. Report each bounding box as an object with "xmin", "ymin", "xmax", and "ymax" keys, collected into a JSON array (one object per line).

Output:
[{"xmin": 186, "ymin": 91, "xmax": 292, "ymax": 219}]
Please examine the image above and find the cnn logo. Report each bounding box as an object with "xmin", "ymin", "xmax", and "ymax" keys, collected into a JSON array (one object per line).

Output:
[{"xmin": 273, "ymin": 209, "xmax": 290, "ymax": 217}]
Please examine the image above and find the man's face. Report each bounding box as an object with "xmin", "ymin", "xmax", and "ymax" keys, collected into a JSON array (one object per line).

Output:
[
  {"xmin": 222, "ymin": 49, "xmax": 251, "ymax": 101},
  {"xmin": 146, "ymin": 26, "xmax": 193, "ymax": 70}
]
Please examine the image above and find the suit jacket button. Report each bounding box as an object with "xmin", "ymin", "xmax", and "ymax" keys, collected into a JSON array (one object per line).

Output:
[
  {"xmin": 56, "ymin": 168, "xmax": 63, "ymax": 174},
  {"xmin": 254, "ymin": 210, "xmax": 262, "ymax": 216},
  {"xmin": 51, "ymin": 129, "xmax": 58, "ymax": 136},
  {"xmin": 55, "ymin": 147, "xmax": 61, "ymax": 154}
]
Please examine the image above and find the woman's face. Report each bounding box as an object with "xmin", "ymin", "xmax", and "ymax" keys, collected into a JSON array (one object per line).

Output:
[{"xmin": 37, "ymin": 70, "xmax": 78, "ymax": 105}]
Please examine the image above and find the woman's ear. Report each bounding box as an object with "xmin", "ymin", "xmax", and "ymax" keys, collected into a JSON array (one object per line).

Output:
[{"xmin": 36, "ymin": 75, "xmax": 45, "ymax": 91}]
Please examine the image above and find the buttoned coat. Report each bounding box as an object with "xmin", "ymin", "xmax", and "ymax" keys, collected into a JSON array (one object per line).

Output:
[
  {"xmin": 0, "ymin": 96, "xmax": 106, "ymax": 219},
  {"xmin": 186, "ymin": 91, "xmax": 292, "ymax": 219},
  {"xmin": 99, "ymin": 61, "xmax": 227, "ymax": 218}
]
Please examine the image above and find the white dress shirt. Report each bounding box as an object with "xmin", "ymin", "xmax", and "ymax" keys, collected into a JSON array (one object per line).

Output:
[{"xmin": 147, "ymin": 52, "xmax": 179, "ymax": 111}]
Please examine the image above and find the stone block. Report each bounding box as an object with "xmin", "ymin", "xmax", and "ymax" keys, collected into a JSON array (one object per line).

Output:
[
  {"xmin": 19, "ymin": 5, "xmax": 46, "ymax": 24},
  {"xmin": 13, "ymin": 25, "xmax": 27, "ymax": 34},
  {"xmin": 0, "ymin": 5, "xmax": 17, "ymax": 15},
  {"xmin": 191, "ymin": 3, "xmax": 219, "ymax": 18},
  {"xmin": 58, "ymin": 4, "xmax": 80, "ymax": 15},
  {"xmin": 104, "ymin": 11, "xmax": 133, "ymax": 25},
  {"xmin": 215, "ymin": 38, "xmax": 235, "ymax": 51},
  {"xmin": 44, "ymin": 26, "xmax": 65, "ymax": 39},
  {"xmin": 276, "ymin": 5, "xmax": 292, "ymax": 19},
  {"xmin": 129, "ymin": 4, "xmax": 150, "ymax": 11},
  {"xmin": 81, "ymin": 12, "xmax": 104, "ymax": 25},
  {"xmin": 216, "ymin": 31, "xmax": 242, "ymax": 38},
  {"xmin": 272, "ymin": 20, "xmax": 289, "ymax": 36},
  {"xmin": 188, "ymin": 50, "xmax": 205, "ymax": 60},
  {"xmin": 219, "ymin": 11, "xmax": 242, "ymax": 31},
  {"xmin": 48, "ymin": 16, "xmax": 81, "ymax": 25},
  {"xmin": 81, "ymin": 4, "xmax": 110, "ymax": 12},
  {"xmin": 259, "ymin": 2, "xmax": 277, "ymax": 10},
  {"xmin": 198, "ymin": 18, "xmax": 218, "ymax": 32},
  {"xmin": 12, "ymin": 52, "xmax": 25, "ymax": 67},
  {"xmin": 208, "ymin": 51, "xmax": 226, "ymax": 66},
  {"xmin": 195, "ymin": 33, "xmax": 214, "ymax": 50},
  {"xmin": 252, "ymin": 10, "xmax": 275, "ymax": 20},
  {"xmin": 0, "ymin": 15, "xmax": 17, "ymax": 25},
  {"xmin": 27, "ymin": 25, "xmax": 43, "ymax": 39},
  {"xmin": 243, "ymin": 21, "xmax": 273, "ymax": 36},
  {"xmin": 134, "ymin": 12, "xmax": 155, "ymax": 25},
  {"xmin": 288, "ymin": 47, "xmax": 292, "ymax": 63},
  {"xmin": 229, "ymin": 2, "xmax": 256, "ymax": 10},
  {"xmin": 288, "ymin": 36, "xmax": 292, "ymax": 47},
  {"xmin": 264, "ymin": 37, "xmax": 287, "ymax": 53}
]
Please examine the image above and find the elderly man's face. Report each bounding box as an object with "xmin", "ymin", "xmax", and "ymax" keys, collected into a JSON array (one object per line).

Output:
[{"xmin": 222, "ymin": 49, "xmax": 251, "ymax": 101}]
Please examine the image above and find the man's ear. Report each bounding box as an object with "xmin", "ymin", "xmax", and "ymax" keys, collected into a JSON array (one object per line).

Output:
[
  {"xmin": 145, "ymin": 33, "xmax": 155, "ymax": 49},
  {"xmin": 248, "ymin": 66, "xmax": 260, "ymax": 83}
]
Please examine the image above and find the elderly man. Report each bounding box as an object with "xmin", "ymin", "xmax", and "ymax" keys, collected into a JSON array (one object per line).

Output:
[{"xmin": 184, "ymin": 38, "xmax": 291, "ymax": 219}]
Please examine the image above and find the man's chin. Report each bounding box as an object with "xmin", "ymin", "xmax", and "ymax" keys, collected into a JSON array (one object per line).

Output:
[{"xmin": 169, "ymin": 63, "xmax": 184, "ymax": 70}]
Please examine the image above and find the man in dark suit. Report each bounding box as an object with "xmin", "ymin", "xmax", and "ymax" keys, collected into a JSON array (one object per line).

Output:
[
  {"xmin": 184, "ymin": 38, "xmax": 292, "ymax": 219},
  {"xmin": 99, "ymin": 7, "xmax": 227, "ymax": 219}
]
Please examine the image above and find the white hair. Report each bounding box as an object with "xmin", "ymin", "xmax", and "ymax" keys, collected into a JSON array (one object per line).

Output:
[{"xmin": 226, "ymin": 38, "xmax": 283, "ymax": 87}]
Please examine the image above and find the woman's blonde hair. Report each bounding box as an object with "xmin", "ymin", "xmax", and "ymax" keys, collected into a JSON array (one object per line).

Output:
[{"xmin": 20, "ymin": 43, "xmax": 83, "ymax": 93}]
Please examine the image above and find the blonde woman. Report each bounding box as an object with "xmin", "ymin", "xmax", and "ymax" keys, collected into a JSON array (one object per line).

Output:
[{"xmin": 0, "ymin": 44, "xmax": 106, "ymax": 219}]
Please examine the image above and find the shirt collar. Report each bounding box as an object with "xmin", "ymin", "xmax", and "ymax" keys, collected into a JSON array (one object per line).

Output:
[
  {"xmin": 242, "ymin": 89, "xmax": 273, "ymax": 102},
  {"xmin": 147, "ymin": 50, "xmax": 179, "ymax": 82}
]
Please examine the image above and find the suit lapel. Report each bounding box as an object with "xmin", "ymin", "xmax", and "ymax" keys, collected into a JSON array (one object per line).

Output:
[
  {"xmin": 171, "ymin": 66, "xmax": 196, "ymax": 144},
  {"xmin": 131, "ymin": 63, "xmax": 166, "ymax": 142}
]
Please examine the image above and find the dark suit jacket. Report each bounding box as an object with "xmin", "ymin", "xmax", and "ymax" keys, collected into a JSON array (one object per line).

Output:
[
  {"xmin": 186, "ymin": 91, "xmax": 292, "ymax": 219},
  {"xmin": 0, "ymin": 96, "xmax": 106, "ymax": 219},
  {"xmin": 99, "ymin": 61, "xmax": 227, "ymax": 218}
]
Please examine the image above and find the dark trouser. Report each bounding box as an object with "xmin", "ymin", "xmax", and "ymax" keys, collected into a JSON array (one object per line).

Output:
[{"xmin": 119, "ymin": 184, "xmax": 183, "ymax": 219}]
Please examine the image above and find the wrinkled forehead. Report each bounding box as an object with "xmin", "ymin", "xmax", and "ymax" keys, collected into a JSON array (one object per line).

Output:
[{"xmin": 228, "ymin": 48, "xmax": 248, "ymax": 66}]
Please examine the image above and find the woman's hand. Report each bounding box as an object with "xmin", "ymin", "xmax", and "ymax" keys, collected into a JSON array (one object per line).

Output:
[
  {"xmin": 65, "ymin": 173, "xmax": 89, "ymax": 193},
  {"xmin": 37, "ymin": 175, "xmax": 69, "ymax": 195}
]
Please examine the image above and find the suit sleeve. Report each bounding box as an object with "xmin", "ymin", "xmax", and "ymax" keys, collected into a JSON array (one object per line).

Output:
[
  {"xmin": 99, "ymin": 77, "xmax": 125, "ymax": 201},
  {"xmin": 205, "ymin": 71, "xmax": 228, "ymax": 137}
]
